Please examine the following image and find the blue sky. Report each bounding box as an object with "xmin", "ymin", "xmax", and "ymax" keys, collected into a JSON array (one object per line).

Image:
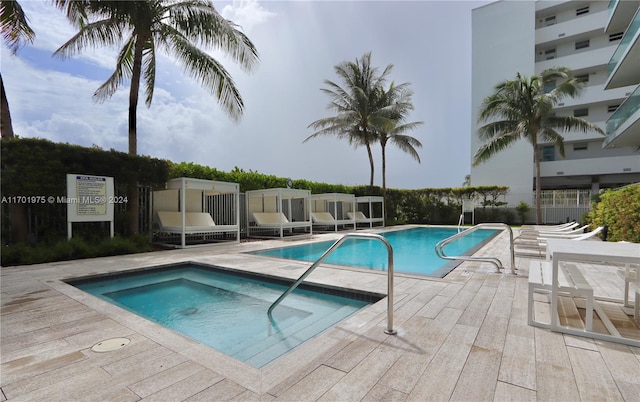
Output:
[{"xmin": 2, "ymin": 0, "xmax": 492, "ymax": 189}]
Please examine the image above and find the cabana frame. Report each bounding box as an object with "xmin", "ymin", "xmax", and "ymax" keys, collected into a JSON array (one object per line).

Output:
[
  {"xmin": 246, "ymin": 188, "xmax": 312, "ymax": 238},
  {"xmin": 152, "ymin": 177, "xmax": 240, "ymax": 248},
  {"xmin": 352, "ymin": 196, "xmax": 385, "ymax": 228},
  {"xmin": 310, "ymin": 193, "xmax": 356, "ymax": 231}
]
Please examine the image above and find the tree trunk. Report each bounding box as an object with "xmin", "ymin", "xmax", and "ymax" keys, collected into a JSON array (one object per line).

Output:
[
  {"xmin": 1, "ymin": 74, "xmax": 28, "ymax": 243},
  {"xmin": 381, "ymin": 141, "xmax": 387, "ymax": 222},
  {"xmin": 534, "ymin": 146, "xmax": 542, "ymax": 225},
  {"xmin": 1, "ymin": 74, "xmax": 15, "ymax": 139},
  {"xmin": 127, "ymin": 35, "xmax": 145, "ymax": 236},
  {"xmin": 366, "ymin": 142, "xmax": 375, "ymax": 187}
]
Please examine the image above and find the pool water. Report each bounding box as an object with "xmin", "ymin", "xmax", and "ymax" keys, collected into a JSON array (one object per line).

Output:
[
  {"xmin": 69, "ymin": 264, "xmax": 378, "ymax": 368},
  {"xmin": 252, "ymin": 226, "xmax": 499, "ymax": 277}
]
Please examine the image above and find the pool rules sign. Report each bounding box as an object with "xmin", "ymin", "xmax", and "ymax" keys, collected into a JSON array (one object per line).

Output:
[{"xmin": 66, "ymin": 174, "xmax": 115, "ymax": 239}]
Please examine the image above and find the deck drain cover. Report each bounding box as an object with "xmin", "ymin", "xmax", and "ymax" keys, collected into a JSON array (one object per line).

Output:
[{"xmin": 91, "ymin": 337, "xmax": 130, "ymax": 352}]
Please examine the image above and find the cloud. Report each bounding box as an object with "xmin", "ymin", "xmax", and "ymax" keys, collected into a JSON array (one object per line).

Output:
[{"xmin": 220, "ymin": 0, "xmax": 276, "ymax": 33}]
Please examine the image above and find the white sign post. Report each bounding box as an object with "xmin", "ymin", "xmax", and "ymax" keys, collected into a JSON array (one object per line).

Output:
[{"xmin": 66, "ymin": 174, "xmax": 115, "ymax": 239}]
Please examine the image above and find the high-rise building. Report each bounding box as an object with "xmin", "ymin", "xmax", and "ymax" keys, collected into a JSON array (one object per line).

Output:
[{"xmin": 470, "ymin": 0, "xmax": 639, "ymax": 209}]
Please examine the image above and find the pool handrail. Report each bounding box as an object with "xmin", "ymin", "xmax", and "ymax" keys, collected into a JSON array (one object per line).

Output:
[
  {"xmin": 435, "ymin": 223, "xmax": 517, "ymax": 275},
  {"xmin": 267, "ymin": 232, "xmax": 397, "ymax": 335}
]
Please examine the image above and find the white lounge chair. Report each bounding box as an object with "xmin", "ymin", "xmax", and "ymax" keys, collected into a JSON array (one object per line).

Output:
[
  {"xmin": 156, "ymin": 211, "xmax": 236, "ymax": 234},
  {"xmin": 311, "ymin": 212, "xmax": 337, "ymax": 225},
  {"xmin": 515, "ymin": 226, "xmax": 605, "ymax": 257},
  {"xmin": 251, "ymin": 212, "xmax": 310, "ymax": 229}
]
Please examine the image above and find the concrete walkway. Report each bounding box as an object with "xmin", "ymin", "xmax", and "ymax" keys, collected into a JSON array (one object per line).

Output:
[{"xmin": 1, "ymin": 227, "xmax": 639, "ymax": 401}]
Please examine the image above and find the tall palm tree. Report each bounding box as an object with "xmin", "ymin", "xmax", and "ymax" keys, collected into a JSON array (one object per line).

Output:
[
  {"xmin": 1, "ymin": 0, "xmax": 35, "ymax": 139},
  {"xmin": 305, "ymin": 52, "xmax": 392, "ymax": 187},
  {"xmin": 54, "ymin": 0, "xmax": 259, "ymax": 234},
  {"xmin": 472, "ymin": 67, "xmax": 604, "ymax": 224},
  {"xmin": 375, "ymin": 82, "xmax": 423, "ymax": 202}
]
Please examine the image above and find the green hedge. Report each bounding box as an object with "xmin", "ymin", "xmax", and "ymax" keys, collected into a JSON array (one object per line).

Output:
[
  {"xmin": 1, "ymin": 138, "xmax": 513, "ymax": 266},
  {"xmin": 587, "ymin": 184, "xmax": 640, "ymax": 242}
]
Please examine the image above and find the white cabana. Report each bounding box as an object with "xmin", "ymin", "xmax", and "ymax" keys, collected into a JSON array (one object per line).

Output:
[
  {"xmin": 310, "ymin": 193, "xmax": 356, "ymax": 231},
  {"xmin": 152, "ymin": 177, "xmax": 240, "ymax": 247},
  {"xmin": 349, "ymin": 196, "xmax": 385, "ymax": 228},
  {"xmin": 246, "ymin": 188, "xmax": 312, "ymax": 238}
]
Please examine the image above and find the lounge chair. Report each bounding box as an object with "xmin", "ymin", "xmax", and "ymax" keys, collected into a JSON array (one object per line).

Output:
[
  {"xmin": 156, "ymin": 211, "xmax": 236, "ymax": 234},
  {"xmin": 251, "ymin": 212, "xmax": 311, "ymax": 237},
  {"xmin": 522, "ymin": 221, "xmax": 576, "ymax": 231},
  {"xmin": 516, "ymin": 224, "xmax": 590, "ymax": 242},
  {"xmin": 311, "ymin": 212, "xmax": 337, "ymax": 225},
  {"xmin": 520, "ymin": 222, "xmax": 580, "ymax": 235},
  {"xmin": 515, "ymin": 226, "xmax": 604, "ymax": 257}
]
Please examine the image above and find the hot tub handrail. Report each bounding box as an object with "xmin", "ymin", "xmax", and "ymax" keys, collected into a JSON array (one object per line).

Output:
[
  {"xmin": 267, "ymin": 233, "xmax": 397, "ymax": 335},
  {"xmin": 435, "ymin": 223, "xmax": 516, "ymax": 275}
]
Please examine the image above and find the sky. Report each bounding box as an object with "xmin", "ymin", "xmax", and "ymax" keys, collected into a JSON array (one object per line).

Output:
[{"xmin": 2, "ymin": 0, "xmax": 493, "ymax": 190}]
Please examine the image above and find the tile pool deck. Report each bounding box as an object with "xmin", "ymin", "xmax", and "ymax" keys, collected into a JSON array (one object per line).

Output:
[{"xmin": 1, "ymin": 226, "xmax": 639, "ymax": 401}]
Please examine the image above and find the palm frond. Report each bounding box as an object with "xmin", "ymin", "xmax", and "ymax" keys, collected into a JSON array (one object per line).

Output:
[
  {"xmin": 1, "ymin": 0, "xmax": 35, "ymax": 53},
  {"xmin": 92, "ymin": 35, "xmax": 135, "ymax": 103},
  {"xmin": 53, "ymin": 18, "xmax": 126, "ymax": 59},
  {"xmin": 165, "ymin": 0, "xmax": 258, "ymax": 73}
]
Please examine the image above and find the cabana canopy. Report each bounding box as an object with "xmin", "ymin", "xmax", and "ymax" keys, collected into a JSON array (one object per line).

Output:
[
  {"xmin": 153, "ymin": 177, "xmax": 240, "ymax": 247},
  {"xmin": 246, "ymin": 187, "xmax": 312, "ymax": 238},
  {"xmin": 310, "ymin": 193, "xmax": 356, "ymax": 231},
  {"xmin": 353, "ymin": 196, "xmax": 385, "ymax": 228}
]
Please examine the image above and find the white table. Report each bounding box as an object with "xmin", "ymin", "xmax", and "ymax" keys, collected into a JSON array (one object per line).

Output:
[{"xmin": 546, "ymin": 239, "xmax": 640, "ymax": 347}]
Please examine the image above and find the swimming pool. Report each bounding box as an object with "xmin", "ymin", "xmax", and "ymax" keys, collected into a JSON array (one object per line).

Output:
[
  {"xmin": 68, "ymin": 263, "xmax": 380, "ymax": 368},
  {"xmin": 252, "ymin": 226, "xmax": 499, "ymax": 277}
]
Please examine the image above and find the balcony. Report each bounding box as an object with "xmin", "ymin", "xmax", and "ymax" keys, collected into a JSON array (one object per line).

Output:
[
  {"xmin": 536, "ymin": 9, "xmax": 608, "ymax": 45},
  {"xmin": 605, "ymin": 0, "xmax": 640, "ymax": 33},
  {"xmin": 535, "ymin": 44, "xmax": 616, "ymax": 74},
  {"xmin": 604, "ymin": 84, "xmax": 640, "ymax": 148},
  {"xmin": 552, "ymin": 83, "xmax": 633, "ymax": 109},
  {"xmin": 540, "ymin": 154, "xmax": 640, "ymax": 177},
  {"xmin": 605, "ymin": 8, "xmax": 640, "ymax": 89}
]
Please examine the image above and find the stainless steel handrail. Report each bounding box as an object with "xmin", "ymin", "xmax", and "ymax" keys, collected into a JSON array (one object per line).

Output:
[
  {"xmin": 267, "ymin": 233, "xmax": 397, "ymax": 335},
  {"xmin": 435, "ymin": 223, "xmax": 517, "ymax": 275}
]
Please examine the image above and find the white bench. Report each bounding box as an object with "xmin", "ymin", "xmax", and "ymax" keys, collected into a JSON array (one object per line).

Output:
[{"xmin": 528, "ymin": 260, "xmax": 594, "ymax": 331}]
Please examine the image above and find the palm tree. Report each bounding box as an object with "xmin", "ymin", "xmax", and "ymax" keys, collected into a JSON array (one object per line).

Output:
[
  {"xmin": 472, "ymin": 67, "xmax": 604, "ymax": 224},
  {"xmin": 1, "ymin": 0, "xmax": 35, "ymax": 139},
  {"xmin": 375, "ymin": 82, "xmax": 423, "ymax": 203},
  {"xmin": 54, "ymin": 0, "xmax": 259, "ymax": 234},
  {"xmin": 305, "ymin": 52, "xmax": 392, "ymax": 187}
]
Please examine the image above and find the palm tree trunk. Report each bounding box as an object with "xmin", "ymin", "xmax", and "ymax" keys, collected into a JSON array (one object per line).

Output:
[
  {"xmin": 534, "ymin": 146, "xmax": 542, "ymax": 225},
  {"xmin": 1, "ymin": 74, "xmax": 28, "ymax": 243},
  {"xmin": 381, "ymin": 142, "xmax": 387, "ymax": 222},
  {"xmin": 1, "ymin": 74, "xmax": 15, "ymax": 139},
  {"xmin": 127, "ymin": 35, "xmax": 145, "ymax": 236},
  {"xmin": 366, "ymin": 142, "xmax": 375, "ymax": 187}
]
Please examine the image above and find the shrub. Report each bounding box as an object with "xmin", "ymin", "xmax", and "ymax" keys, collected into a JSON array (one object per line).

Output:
[
  {"xmin": 1, "ymin": 235, "xmax": 153, "ymax": 266},
  {"xmin": 516, "ymin": 202, "xmax": 531, "ymax": 225},
  {"xmin": 587, "ymin": 184, "xmax": 640, "ymax": 242}
]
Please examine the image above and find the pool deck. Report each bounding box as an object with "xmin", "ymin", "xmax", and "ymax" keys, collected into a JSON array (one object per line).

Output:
[{"xmin": 1, "ymin": 226, "xmax": 639, "ymax": 401}]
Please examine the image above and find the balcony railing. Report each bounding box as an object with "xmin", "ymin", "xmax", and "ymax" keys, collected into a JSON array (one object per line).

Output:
[
  {"xmin": 608, "ymin": 8, "xmax": 640, "ymax": 75},
  {"xmin": 606, "ymin": 84, "xmax": 640, "ymax": 135}
]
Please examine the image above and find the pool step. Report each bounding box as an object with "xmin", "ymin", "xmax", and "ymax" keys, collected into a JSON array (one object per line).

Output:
[{"xmin": 232, "ymin": 304, "xmax": 362, "ymax": 367}]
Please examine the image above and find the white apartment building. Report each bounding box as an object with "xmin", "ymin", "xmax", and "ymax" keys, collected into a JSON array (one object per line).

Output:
[{"xmin": 470, "ymin": 0, "xmax": 640, "ymax": 209}]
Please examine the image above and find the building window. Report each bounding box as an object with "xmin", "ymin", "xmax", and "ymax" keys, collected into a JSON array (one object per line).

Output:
[
  {"xmin": 544, "ymin": 15, "xmax": 556, "ymax": 26},
  {"xmin": 574, "ymin": 108, "xmax": 589, "ymax": 117},
  {"xmin": 576, "ymin": 6, "xmax": 589, "ymax": 16},
  {"xmin": 575, "ymin": 39, "xmax": 590, "ymax": 50},
  {"xmin": 542, "ymin": 145, "xmax": 555, "ymax": 162},
  {"xmin": 575, "ymin": 74, "xmax": 589, "ymax": 83},
  {"xmin": 544, "ymin": 81, "xmax": 556, "ymax": 93},
  {"xmin": 573, "ymin": 143, "xmax": 588, "ymax": 151},
  {"xmin": 544, "ymin": 48, "xmax": 556, "ymax": 60},
  {"xmin": 608, "ymin": 104, "xmax": 620, "ymax": 113},
  {"xmin": 609, "ymin": 32, "xmax": 623, "ymax": 41}
]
